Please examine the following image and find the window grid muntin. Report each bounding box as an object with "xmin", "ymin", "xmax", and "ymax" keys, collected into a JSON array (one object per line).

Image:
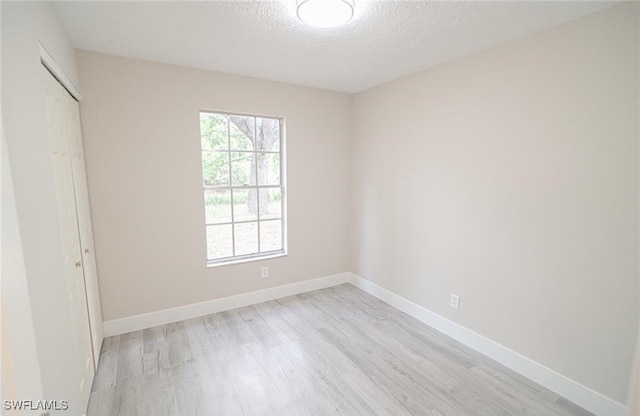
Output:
[
  {"xmin": 205, "ymin": 217, "xmax": 281, "ymax": 226},
  {"xmin": 200, "ymin": 111, "xmax": 285, "ymax": 264},
  {"xmin": 254, "ymin": 116, "xmax": 261, "ymax": 254},
  {"xmin": 226, "ymin": 116, "xmax": 236, "ymax": 257}
]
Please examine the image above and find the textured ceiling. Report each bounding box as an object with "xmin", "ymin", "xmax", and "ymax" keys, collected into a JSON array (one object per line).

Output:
[{"xmin": 51, "ymin": 1, "xmax": 620, "ymax": 93}]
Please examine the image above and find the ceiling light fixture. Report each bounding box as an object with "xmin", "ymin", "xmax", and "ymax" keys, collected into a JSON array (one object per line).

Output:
[{"xmin": 297, "ymin": 0, "xmax": 354, "ymax": 28}]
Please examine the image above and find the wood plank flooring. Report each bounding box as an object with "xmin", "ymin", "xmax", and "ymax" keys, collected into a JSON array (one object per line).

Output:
[{"xmin": 87, "ymin": 284, "xmax": 594, "ymax": 416}]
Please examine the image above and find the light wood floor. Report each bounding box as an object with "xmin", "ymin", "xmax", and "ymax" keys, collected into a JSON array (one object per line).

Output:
[{"xmin": 88, "ymin": 284, "xmax": 594, "ymax": 416}]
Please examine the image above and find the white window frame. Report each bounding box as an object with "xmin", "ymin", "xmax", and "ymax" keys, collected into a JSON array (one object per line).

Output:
[{"xmin": 200, "ymin": 110, "xmax": 287, "ymax": 266}]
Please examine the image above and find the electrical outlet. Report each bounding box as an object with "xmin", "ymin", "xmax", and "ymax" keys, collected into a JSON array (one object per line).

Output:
[
  {"xmin": 261, "ymin": 266, "xmax": 269, "ymax": 278},
  {"xmin": 450, "ymin": 293, "xmax": 460, "ymax": 310}
]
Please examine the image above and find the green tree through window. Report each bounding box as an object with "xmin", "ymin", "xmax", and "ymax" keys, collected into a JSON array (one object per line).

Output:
[{"xmin": 200, "ymin": 111, "xmax": 285, "ymax": 263}]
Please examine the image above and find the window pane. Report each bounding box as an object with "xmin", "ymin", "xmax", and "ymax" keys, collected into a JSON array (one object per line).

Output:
[
  {"xmin": 257, "ymin": 153, "xmax": 280, "ymax": 186},
  {"xmin": 259, "ymin": 188, "xmax": 281, "ymax": 220},
  {"xmin": 230, "ymin": 152, "xmax": 256, "ymax": 186},
  {"xmin": 256, "ymin": 118, "xmax": 279, "ymax": 152},
  {"xmin": 204, "ymin": 190, "xmax": 231, "ymax": 224},
  {"xmin": 235, "ymin": 222, "xmax": 258, "ymax": 256},
  {"xmin": 200, "ymin": 113, "xmax": 228, "ymax": 151},
  {"xmin": 260, "ymin": 220, "xmax": 282, "ymax": 252},
  {"xmin": 200, "ymin": 111, "xmax": 285, "ymax": 265},
  {"xmin": 206, "ymin": 224, "xmax": 233, "ymax": 260},
  {"xmin": 232, "ymin": 189, "xmax": 257, "ymax": 222},
  {"xmin": 202, "ymin": 151, "xmax": 229, "ymax": 186},
  {"xmin": 229, "ymin": 115, "xmax": 254, "ymax": 151}
]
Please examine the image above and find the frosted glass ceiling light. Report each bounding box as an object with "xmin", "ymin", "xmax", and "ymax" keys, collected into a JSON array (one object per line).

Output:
[{"xmin": 297, "ymin": 0, "xmax": 354, "ymax": 28}]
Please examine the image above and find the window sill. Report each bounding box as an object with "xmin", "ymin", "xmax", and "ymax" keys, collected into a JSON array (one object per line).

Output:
[{"xmin": 206, "ymin": 251, "xmax": 287, "ymax": 268}]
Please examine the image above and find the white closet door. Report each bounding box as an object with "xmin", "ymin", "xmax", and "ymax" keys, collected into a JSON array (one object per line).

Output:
[
  {"xmin": 42, "ymin": 65, "xmax": 95, "ymax": 400},
  {"xmin": 68, "ymin": 95, "xmax": 104, "ymax": 367}
]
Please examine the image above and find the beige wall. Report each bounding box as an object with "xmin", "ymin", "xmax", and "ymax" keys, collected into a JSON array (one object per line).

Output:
[
  {"xmin": 628, "ymin": 333, "xmax": 639, "ymax": 415},
  {"xmin": 2, "ymin": 1, "xmax": 89, "ymax": 413},
  {"xmin": 351, "ymin": 2, "xmax": 639, "ymax": 404},
  {"xmin": 632, "ymin": 9, "xmax": 640, "ymax": 410},
  {"xmin": 1, "ymin": 117, "xmax": 45, "ymax": 411},
  {"xmin": 76, "ymin": 51, "xmax": 351, "ymax": 321}
]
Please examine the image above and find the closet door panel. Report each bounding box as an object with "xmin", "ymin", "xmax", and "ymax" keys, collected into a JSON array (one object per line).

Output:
[
  {"xmin": 68, "ymin": 91, "xmax": 104, "ymax": 367},
  {"xmin": 42, "ymin": 65, "xmax": 95, "ymax": 403}
]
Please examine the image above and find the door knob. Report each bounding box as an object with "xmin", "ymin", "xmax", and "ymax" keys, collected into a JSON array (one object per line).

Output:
[{"xmin": 75, "ymin": 261, "xmax": 82, "ymax": 268}]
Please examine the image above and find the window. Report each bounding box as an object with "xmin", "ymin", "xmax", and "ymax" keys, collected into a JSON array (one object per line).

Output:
[{"xmin": 199, "ymin": 111, "xmax": 286, "ymax": 265}]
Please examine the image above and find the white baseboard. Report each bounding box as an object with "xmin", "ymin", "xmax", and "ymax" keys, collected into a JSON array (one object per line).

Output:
[
  {"xmin": 103, "ymin": 272, "xmax": 351, "ymax": 337},
  {"xmin": 102, "ymin": 270, "xmax": 625, "ymax": 416},
  {"xmin": 348, "ymin": 273, "xmax": 626, "ymax": 416}
]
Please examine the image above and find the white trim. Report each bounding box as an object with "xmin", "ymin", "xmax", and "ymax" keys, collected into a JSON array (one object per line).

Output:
[
  {"xmin": 348, "ymin": 273, "xmax": 626, "ymax": 416},
  {"xmin": 102, "ymin": 271, "xmax": 625, "ymax": 416},
  {"xmin": 103, "ymin": 272, "xmax": 350, "ymax": 336},
  {"xmin": 39, "ymin": 43, "xmax": 82, "ymax": 101}
]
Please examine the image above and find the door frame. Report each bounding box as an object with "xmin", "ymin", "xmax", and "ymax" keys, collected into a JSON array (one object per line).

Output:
[{"xmin": 39, "ymin": 43, "xmax": 82, "ymax": 101}]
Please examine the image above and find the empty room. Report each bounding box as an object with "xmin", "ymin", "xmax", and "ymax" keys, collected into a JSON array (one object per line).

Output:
[{"xmin": 2, "ymin": 1, "xmax": 639, "ymax": 415}]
